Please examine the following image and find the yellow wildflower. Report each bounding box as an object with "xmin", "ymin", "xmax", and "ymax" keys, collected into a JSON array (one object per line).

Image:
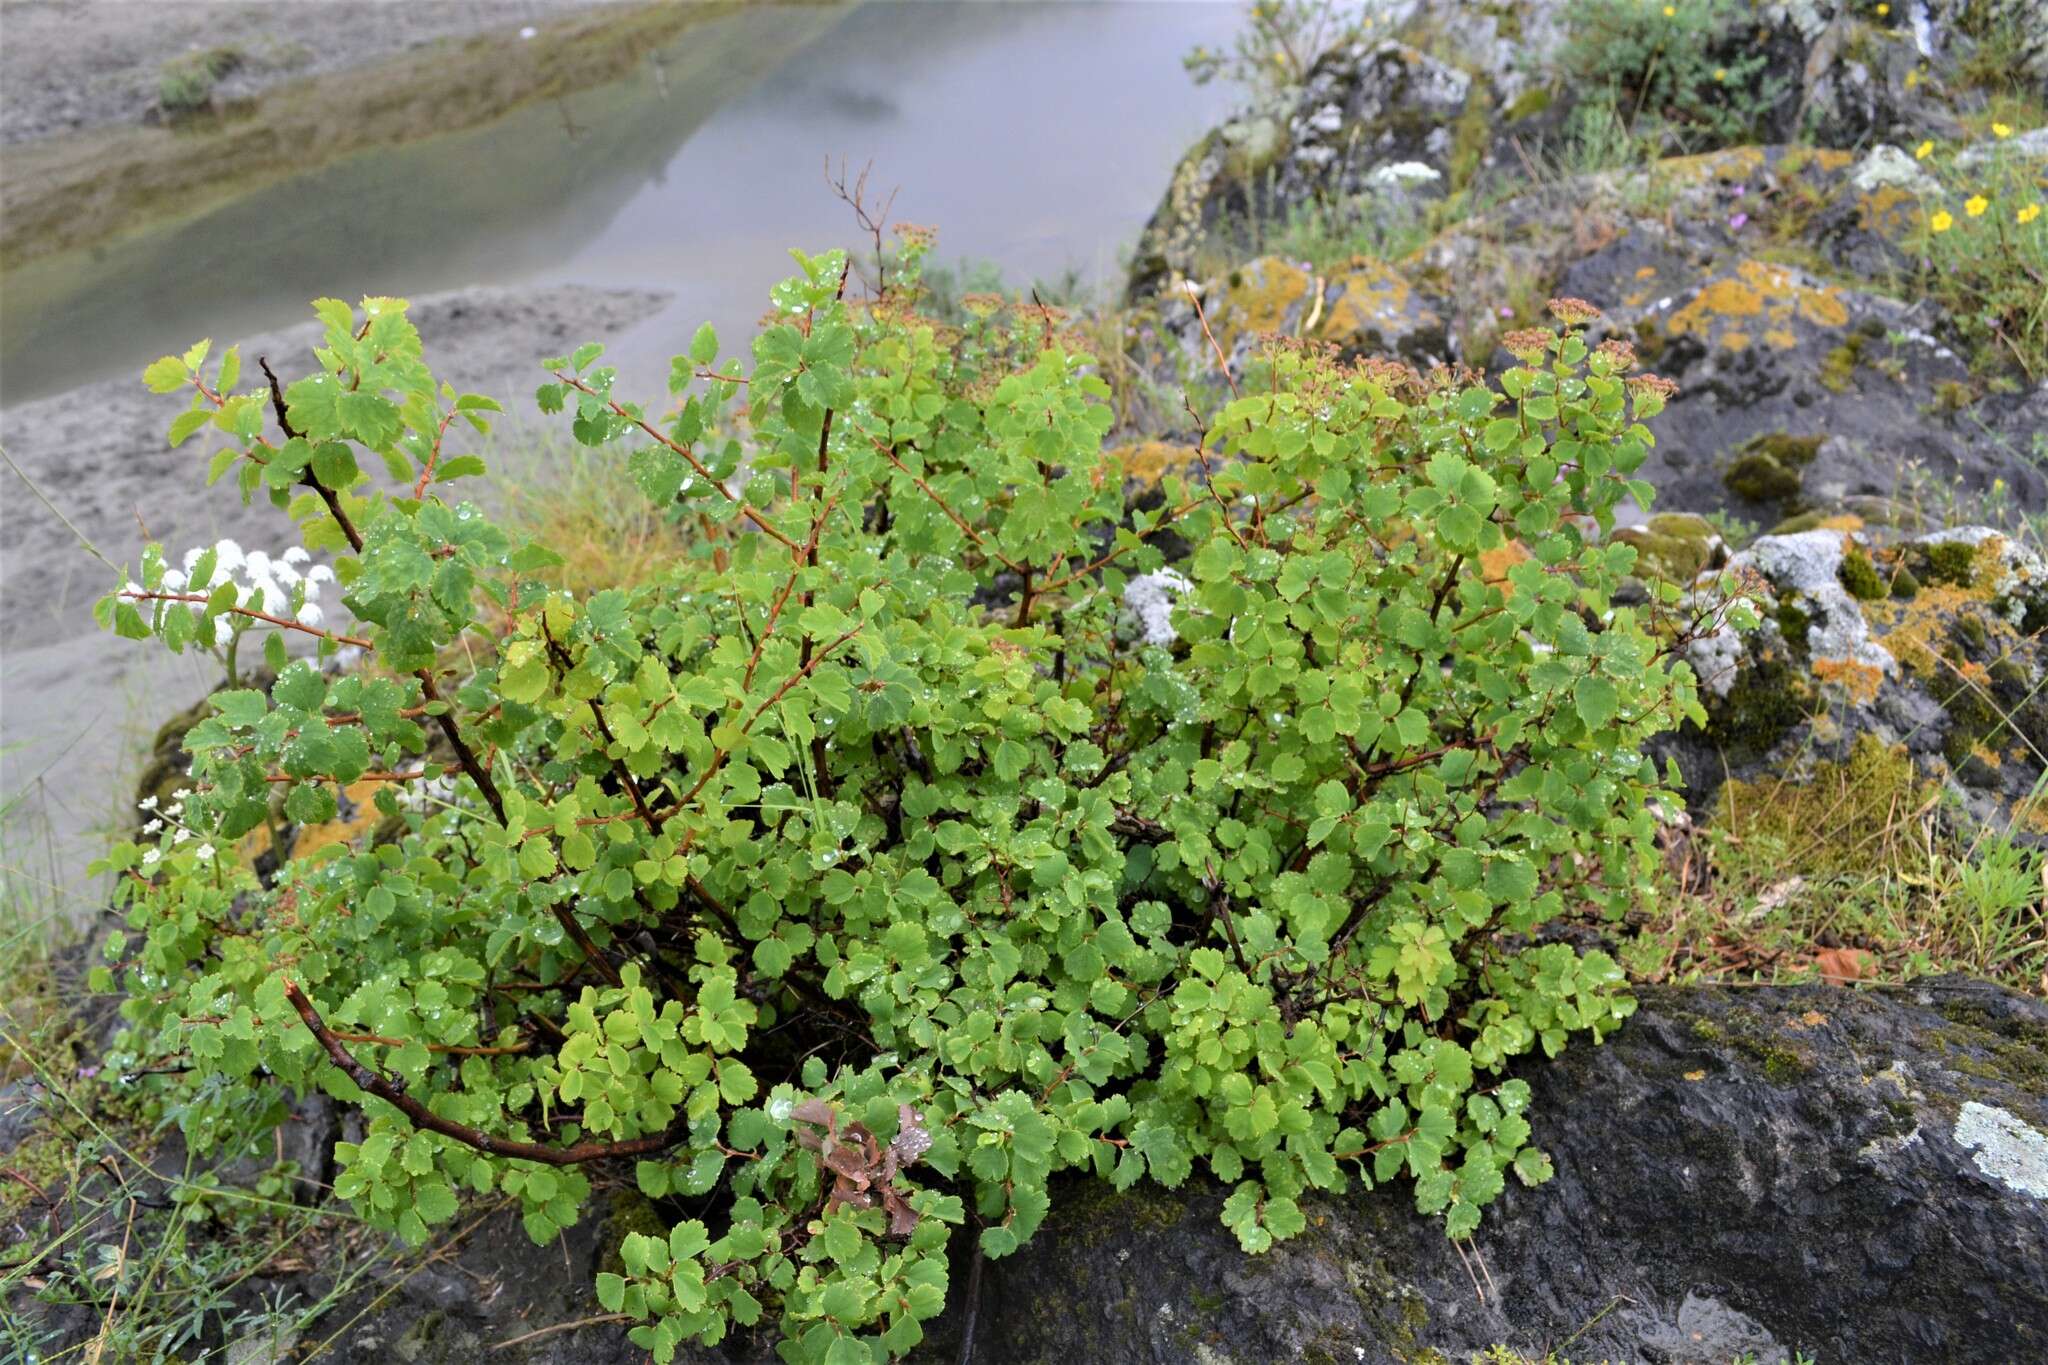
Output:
[
  {"xmin": 1992, "ymin": 122, "xmax": 2012, "ymax": 138},
  {"xmin": 1876, "ymin": 2, "xmax": 1889, "ymax": 14},
  {"xmin": 1914, "ymin": 139, "xmax": 1933, "ymax": 159},
  {"xmin": 1965, "ymin": 194, "xmax": 1989, "ymax": 217},
  {"xmin": 1929, "ymin": 210, "xmax": 1954, "ymax": 232},
  {"xmin": 2019, "ymin": 203, "xmax": 2043, "ymax": 225},
  {"xmin": 1714, "ymin": 68, "xmax": 1727, "ymax": 82},
  {"xmin": 1905, "ymin": 69, "xmax": 1919, "ymax": 89},
  {"xmin": 1663, "ymin": 4, "xmax": 1675, "ymax": 14}
]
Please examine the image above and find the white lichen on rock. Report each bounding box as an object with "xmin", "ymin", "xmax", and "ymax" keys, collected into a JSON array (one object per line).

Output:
[
  {"xmin": 1953, "ymin": 1101, "xmax": 2048, "ymax": 1198},
  {"xmin": 1849, "ymin": 144, "xmax": 1939, "ymax": 197},
  {"xmin": 1124, "ymin": 569, "xmax": 1192, "ymax": 646},
  {"xmin": 1734, "ymin": 529, "xmax": 1897, "ymax": 678}
]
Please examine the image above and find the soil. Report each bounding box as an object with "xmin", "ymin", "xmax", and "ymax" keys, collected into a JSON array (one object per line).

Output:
[{"xmin": 0, "ymin": 0, "xmax": 617, "ymax": 145}]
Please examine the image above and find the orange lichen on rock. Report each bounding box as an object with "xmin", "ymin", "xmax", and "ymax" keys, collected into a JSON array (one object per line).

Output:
[
  {"xmin": 1108, "ymin": 440, "xmax": 1201, "ymax": 486},
  {"xmin": 1812, "ymin": 657, "xmax": 1885, "ymax": 705},
  {"xmin": 1322, "ymin": 263, "xmax": 1432, "ymax": 339},
  {"xmin": 1856, "ymin": 184, "xmax": 1920, "ymax": 238},
  {"xmin": 1665, "ymin": 260, "xmax": 1851, "ymax": 350}
]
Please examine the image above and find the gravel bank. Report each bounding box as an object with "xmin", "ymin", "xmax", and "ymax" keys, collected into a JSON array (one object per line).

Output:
[
  {"xmin": 0, "ymin": 0, "xmax": 618, "ymax": 145},
  {"xmin": 0, "ymin": 283, "xmax": 670, "ymax": 922}
]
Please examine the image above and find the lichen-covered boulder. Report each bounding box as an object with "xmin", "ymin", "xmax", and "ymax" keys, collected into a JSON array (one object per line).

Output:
[
  {"xmin": 1157, "ymin": 254, "xmax": 1455, "ymax": 376},
  {"xmin": 1126, "ymin": 41, "xmax": 1474, "ymax": 299},
  {"xmin": 1669, "ymin": 523, "xmax": 2048, "ymax": 827}
]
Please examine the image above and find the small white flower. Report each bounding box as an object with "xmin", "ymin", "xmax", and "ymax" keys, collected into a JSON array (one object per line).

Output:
[
  {"xmin": 212, "ymin": 539, "xmax": 245, "ymax": 572},
  {"xmin": 281, "ymin": 547, "xmax": 310, "ymax": 566},
  {"xmin": 140, "ymin": 848, "xmax": 161, "ymax": 868},
  {"xmin": 183, "ymin": 546, "xmax": 204, "ymax": 572},
  {"xmin": 194, "ymin": 843, "xmax": 215, "ymax": 862},
  {"xmin": 161, "ymin": 569, "xmax": 187, "ymax": 591},
  {"xmin": 213, "ymin": 616, "xmax": 234, "ymax": 646},
  {"xmin": 142, "ymin": 818, "xmax": 163, "ymax": 834},
  {"xmin": 245, "ymin": 550, "xmax": 272, "ymax": 579},
  {"xmin": 172, "ymin": 788, "xmax": 191, "ymax": 800},
  {"xmin": 306, "ymin": 564, "xmax": 335, "ymax": 585},
  {"xmin": 173, "ymin": 828, "xmax": 192, "ymax": 845},
  {"xmin": 297, "ymin": 602, "xmax": 324, "ymax": 627},
  {"xmin": 138, "ymin": 795, "xmax": 159, "ymax": 812},
  {"xmin": 164, "ymin": 803, "xmax": 183, "ymax": 818}
]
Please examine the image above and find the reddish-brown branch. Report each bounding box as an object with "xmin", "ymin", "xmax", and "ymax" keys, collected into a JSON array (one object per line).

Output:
[
  {"xmin": 666, "ymin": 623, "xmax": 865, "ymax": 827},
  {"xmin": 865, "ymin": 433, "xmax": 1026, "ymax": 573},
  {"xmin": 1184, "ymin": 282, "xmax": 1241, "ymax": 401},
  {"xmin": 121, "ymin": 591, "xmax": 373, "ymax": 649},
  {"xmin": 263, "ymin": 768, "xmax": 427, "ymax": 785},
  {"xmin": 283, "ymin": 981, "xmax": 673, "ymax": 1165},
  {"xmin": 552, "ymin": 372, "xmax": 798, "ymax": 550},
  {"xmin": 412, "ymin": 408, "xmax": 460, "ymax": 500},
  {"xmin": 329, "ymin": 1029, "xmax": 531, "ymax": 1056}
]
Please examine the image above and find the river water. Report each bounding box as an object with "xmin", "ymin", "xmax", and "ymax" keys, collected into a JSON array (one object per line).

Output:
[
  {"xmin": 0, "ymin": 1, "xmax": 1241, "ymax": 925},
  {"xmin": 1, "ymin": 1, "xmax": 1240, "ymax": 404}
]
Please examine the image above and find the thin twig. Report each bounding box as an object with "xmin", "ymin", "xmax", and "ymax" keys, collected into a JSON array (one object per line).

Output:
[
  {"xmin": 491, "ymin": 1313, "xmax": 635, "ymax": 1351},
  {"xmin": 283, "ymin": 982, "xmax": 678, "ymax": 1166},
  {"xmin": 119, "ymin": 590, "xmax": 373, "ymax": 649},
  {"xmin": 1185, "ymin": 281, "xmax": 1241, "ymax": 400}
]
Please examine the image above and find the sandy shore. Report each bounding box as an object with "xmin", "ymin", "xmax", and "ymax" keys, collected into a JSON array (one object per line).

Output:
[
  {"xmin": 0, "ymin": 283, "xmax": 669, "ymax": 925},
  {"xmin": 0, "ymin": 0, "xmax": 618, "ymax": 145}
]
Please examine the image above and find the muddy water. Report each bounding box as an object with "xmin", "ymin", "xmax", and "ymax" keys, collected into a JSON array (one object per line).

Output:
[
  {"xmin": 0, "ymin": 1, "xmax": 1239, "ymax": 924},
  {"xmin": 1, "ymin": 1, "xmax": 1238, "ymax": 404}
]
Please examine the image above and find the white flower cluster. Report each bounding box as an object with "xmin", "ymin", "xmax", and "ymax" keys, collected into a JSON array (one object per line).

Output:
[
  {"xmin": 134, "ymin": 789, "xmax": 213, "ymax": 872},
  {"xmin": 144, "ymin": 539, "xmax": 336, "ymax": 644}
]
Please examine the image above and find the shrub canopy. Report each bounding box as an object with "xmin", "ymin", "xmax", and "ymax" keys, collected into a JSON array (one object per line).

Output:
[{"xmin": 98, "ymin": 245, "xmax": 1723, "ymax": 1362}]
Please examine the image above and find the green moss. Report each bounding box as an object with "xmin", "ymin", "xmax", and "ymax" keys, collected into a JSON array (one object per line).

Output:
[
  {"xmin": 1957, "ymin": 611, "xmax": 1990, "ymax": 652},
  {"xmin": 1724, "ymin": 432, "xmax": 1822, "ymax": 506},
  {"xmin": 1931, "ymin": 1002, "xmax": 2048, "ymax": 1090},
  {"xmin": 1701, "ymin": 654, "xmax": 1812, "ymax": 765},
  {"xmin": 1890, "ymin": 567, "xmax": 1920, "ymax": 599},
  {"xmin": 1768, "ymin": 510, "xmax": 1828, "ymax": 535},
  {"xmin": 1715, "ymin": 734, "xmax": 1932, "ymax": 876},
  {"xmin": 158, "ymin": 46, "xmax": 243, "ymax": 115},
  {"xmin": 1503, "ymin": 86, "xmax": 1553, "ymax": 121},
  {"xmin": 1840, "ymin": 550, "xmax": 1886, "ymax": 601},
  {"xmin": 1819, "ymin": 335, "xmax": 1864, "ymax": 394},
  {"xmin": 1448, "ymin": 86, "xmax": 1495, "ymax": 193},
  {"xmin": 1922, "ymin": 541, "xmax": 1979, "ymax": 587},
  {"xmin": 597, "ymin": 1188, "xmax": 668, "ymax": 1279},
  {"xmin": 1774, "ymin": 600, "xmax": 1813, "ymax": 653},
  {"xmin": 1616, "ymin": 513, "xmax": 1719, "ymax": 583}
]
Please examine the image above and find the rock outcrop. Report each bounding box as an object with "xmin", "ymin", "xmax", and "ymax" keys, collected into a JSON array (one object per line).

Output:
[
  {"xmin": 120, "ymin": 978, "xmax": 2043, "ymax": 1363},
  {"xmin": 1671, "ymin": 522, "xmax": 2048, "ymax": 827}
]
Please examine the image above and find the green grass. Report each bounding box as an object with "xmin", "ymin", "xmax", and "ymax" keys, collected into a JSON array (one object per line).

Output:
[{"xmin": 1626, "ymin": 732, "xmax": 2047, "ymax": 995}]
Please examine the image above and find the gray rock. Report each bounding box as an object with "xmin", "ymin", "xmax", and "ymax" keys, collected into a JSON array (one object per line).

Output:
[{"xmin": 913, "ymin": 977, "xmax": 2048, "ymax": 1363}]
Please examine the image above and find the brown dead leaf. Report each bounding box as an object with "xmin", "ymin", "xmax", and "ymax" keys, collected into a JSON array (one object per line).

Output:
[{"xmin": 1814, "ymin": 947, "xmax": 1876, "ymax": 983}]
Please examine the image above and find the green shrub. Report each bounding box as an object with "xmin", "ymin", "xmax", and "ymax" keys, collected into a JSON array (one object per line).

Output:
[
  {"xmin": 1557, "ymin": 0, "xmax": 1785, "ymax": 149},
  {"xmin": 157, "ymin": 47, "xmax": 242, "ymax": 115},
  {"xmin": 94, "ymin": 257, "xmax": 1727, "ymax": 1361},
  {"xmin": 1184, "ymin": 0, "xmax": 1372, "ymax": 101}
]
